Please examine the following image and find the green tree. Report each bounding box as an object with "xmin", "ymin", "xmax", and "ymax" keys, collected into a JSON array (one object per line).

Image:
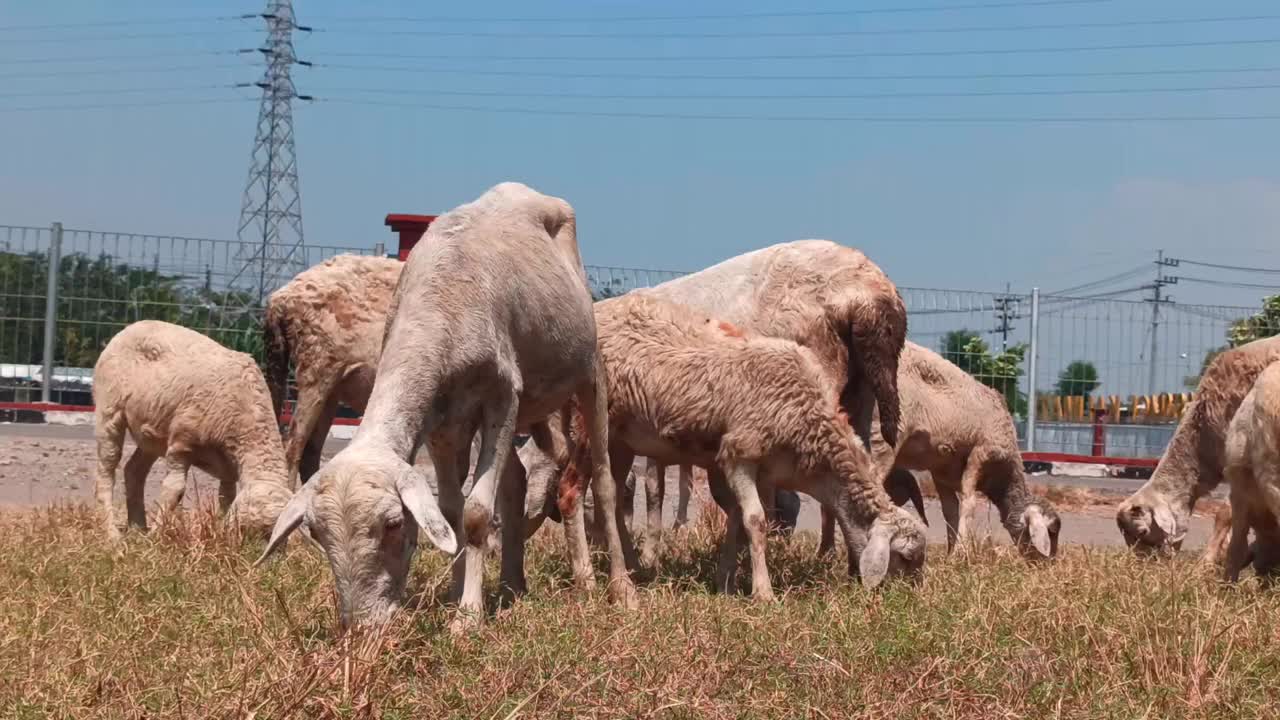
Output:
[
  {"xmin": 1054, "ymin": 360, "xmax": 1101, "ymax": 398},
  {"xmin": 950, "ymin": 335, "xmax": 1028, "ymax": 416},
  {"xmin": 939, "ymin": 329, "xmax": 983, "ymax": 374},
  {"xmin": 1185, "ymin": 295, "xmax": 1279, "ymax": 390},
  {"xmin": 590, "ymin": 278, "xmax": 626, "ymax": 302}
]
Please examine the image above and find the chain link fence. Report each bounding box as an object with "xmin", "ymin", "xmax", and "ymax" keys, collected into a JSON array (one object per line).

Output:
[{"xmin": 3, "ymin": 221, "xmax": 1278, "ymax": 461}]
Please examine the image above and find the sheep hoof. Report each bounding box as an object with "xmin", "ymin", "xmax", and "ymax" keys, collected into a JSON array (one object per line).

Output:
[
  {"xmin": 448, "ymin": 609, "xmax": 483, "ymax": 636},
  {"xmin": 608, "ymin": 577, "xmax": 639, "ymax": 610}
]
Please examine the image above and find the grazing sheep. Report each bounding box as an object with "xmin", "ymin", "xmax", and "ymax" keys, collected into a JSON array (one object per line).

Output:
[
  {"xmin": 1222, "ymin": 362, "xmax": 1280, "ymax": 582},
  {"xmin": 263, "ymin": 254, "xmax": 403, "ymax": 485},
  {"xmin": 92, "ymin": 320, "xmax": 292, "ymax": 540},
  {"xmin": 610, "ymin": 240, "xmax": 906, "ymax": 559},
  {"xmin": 258, "ymin": 182, "xmax": 636, "ymax": 630},
  {"xmin": 642, "ymin": 239, "xmax": 907, "ymax": 452},
  {"xmin": 819, "ymin": 341, "xmax": 1061, "ymax": 559},
  {"xmin": 559, "ymin": 292, "xmax": 926, "ymax": 599},
  {"xmin": 1116, "ymin": 336, "xmax": 1280, "ymax": 554}
]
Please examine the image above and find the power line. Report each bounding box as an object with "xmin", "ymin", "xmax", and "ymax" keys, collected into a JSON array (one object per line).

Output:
[
  {"xmin": 311, "ymin": 0, "xmax": 1110, "ymax": 24},
  {"xmin": 2, "ymin": 29, "xmax": 260, "ymax": 44},
  {"xmin": 0, "ymin": 15, "xmax": 251, "ymax": 32},
  {"xmin": 1173, "ymin": 276, "xmax": 1280, "ymax": 291},
  {"xmin": 0, "ymin": 50, "xmax": 249, "ymax": 66},
  {"xmin": 320, "ymin": 37, "xmax": 1280, "ymax": 63},
  {"xmin": 319, "ymin": 13, "xmax": 1280, "ymax": 40},
  {"xmin": 315, "ymin": 82, "xmax": 1280, "ymax": 102},
  {"xmin": 0, "ymin": 63, "xmax": 251, "ymax": 81},
  {"xmin": 1047, "ymin": 264, "xmax": 1151, "ymax": 296},
  {"xmin": 321, "ymin": 97, "xmax": 1280, "ymax": 123},
  {"xmin": 318, "ymin": 62, "xmax": 1280, "ymax": 83},
  {"xmin": 0, "ymin": 97, "xmax": 255, "ymax": 113},
  {"xmin": 0, "ymin": 85, "xmax": 242, "ymax": 100},
  {"xmin": 1170, "ymin": 258, "xmax": 1280, "ymax": 275}
]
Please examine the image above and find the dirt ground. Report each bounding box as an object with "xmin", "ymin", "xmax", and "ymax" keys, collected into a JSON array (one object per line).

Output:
[{"xmin": 0, "ymin": 422, "xmax": 1218, "ymax": 549}]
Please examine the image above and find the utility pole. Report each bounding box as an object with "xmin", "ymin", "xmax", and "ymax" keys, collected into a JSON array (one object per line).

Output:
[
  {"xmin": 993, "ymin": 282, "xmax": 1019, "ymax": 351},
  {"xmin": 231, "ymin": 0, "xmax": 313, "ymax": 304},
  {"xmin": 1146, "ymin": 250, "xmax": 1179, "ymax": 395}
]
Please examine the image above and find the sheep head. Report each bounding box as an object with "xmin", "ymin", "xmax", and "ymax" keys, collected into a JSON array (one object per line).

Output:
[
  {"xmin": 1012, "ymin": 503, "xmax": 1061, "ymax": 560},
  {"xmin": 255, "ymin": 450, "xmax": 457, "ymax": 629},
  {"xmin": 226, "ymin": 481, "xmax": 293, "ymax": 537},
  {"xmin": 1115, "ymin": 488, "xmax": 1188, "ymax": 557},
  {"xmin": 860, "ymin": 506, "xmax": 927, "ymax": 589}
]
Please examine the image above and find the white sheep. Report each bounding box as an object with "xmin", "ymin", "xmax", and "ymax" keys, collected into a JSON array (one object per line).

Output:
[
  {"xmin": 612, "ymin": 240, "xmax": 908, "ymax": 562},
  {"xmin": 92, "ymin": 320, "xmax": 293, "ymax": 540},
  {"xmin": 258, "ymin": 182, "xmax": 636, "ymax": 630},
  {"xmin": 1222, "ymin": 361, "xmax": 1280, "ymax": 581},
  {"xmin": 819, "ymin": 341, "xmax": 1061, "ymax": 559},
  {"xmin": 263, "ymin": 254, "xmax": 403, "ymax": 485},
  {"xmin": 558, "ymin": 292, "xmax": 926, "ymax": 600},
  {"xmin": 1117, "ymin": 335, "xmax": 1280, "ymax": 554}
]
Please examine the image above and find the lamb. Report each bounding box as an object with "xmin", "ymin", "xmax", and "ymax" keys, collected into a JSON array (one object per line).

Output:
[
  {"xmin": 819, "ymin": 341, "xmax": 1061, "ymax": 559},
  {"xmin": 258, "ymin": 182, "xmax": 636, "ymax": 630},
  {"xmin": 558, "ymin": 291, "xmax": 926, "ymax": 600},
  {"xmin": 615, "ymin": 240, "xmax": 908, "ymax": 559},
  {"xmin": 1221, "ymin": 361, "xmax": 1280, "ymax": 581},
  {"xmin": 263, "ymin": 254, "xmax": 403, "ymax": 485},
  {"xmin": 1116, "ymin": 335, "xmax": 1280, "ymax": 554},
  {"xmin": 92, "ymin": 320, "xmax": 293, "ymax": 540}
]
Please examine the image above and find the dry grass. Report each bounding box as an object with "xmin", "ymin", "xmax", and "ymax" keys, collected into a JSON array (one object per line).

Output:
[
  {"xmin": 2, "ymin": 503, "xmax": 1279, "ymax": 719},
  {"xmin": 910, "ymin": 473, "xmax": 1226, "ymax": 518}
]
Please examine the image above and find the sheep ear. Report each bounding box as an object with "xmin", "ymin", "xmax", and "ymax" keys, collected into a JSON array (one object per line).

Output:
[
  {"xmin": 1025, "ymin": 507, "xmax": 1052, "ymax": 558},
  {"xmin": 255, "ymin": 482, "xmax": 315, "ymax": 567},
  {"xmin": 397, "ymin": 468, "xmax": 458, "ymax": 556},
  {"xmin": 859, "ymin": 522, "xmax": 892, "ymax": 589},
  {"xmin": 1152, "ymin": 504, "xmax": 1179, "ymax": 540}
]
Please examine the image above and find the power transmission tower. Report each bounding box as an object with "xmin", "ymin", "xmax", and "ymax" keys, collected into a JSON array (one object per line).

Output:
[
  {"xmin": 232, "ymin": 0, "xmax": 313, "ymax": 304},
  {"xmin": 1146, "ymin": 250, "xmax": 1179, "ymax": 394}
]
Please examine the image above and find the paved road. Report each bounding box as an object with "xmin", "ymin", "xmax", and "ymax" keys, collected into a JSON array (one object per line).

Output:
[{"xmin": 0, "ymin": 422, "xmax": 1218, "ymax": 550}]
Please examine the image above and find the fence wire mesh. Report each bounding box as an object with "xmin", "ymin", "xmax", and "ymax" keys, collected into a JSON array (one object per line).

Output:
[{"xmin": 4, "ymin": 221, "xmax": 1279, "ymax": 461}]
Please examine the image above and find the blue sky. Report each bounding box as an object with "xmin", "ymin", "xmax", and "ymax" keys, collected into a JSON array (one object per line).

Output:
[{"xmin": 2, "ymin": 0, "xmax": 1278, "ymax": 315}]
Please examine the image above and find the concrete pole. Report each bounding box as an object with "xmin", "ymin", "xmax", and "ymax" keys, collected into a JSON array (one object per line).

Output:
[
  {"xmin": 40, "ymin": 222, "xmax": 63, "ymax": 404},
  {"xmin": 1025, "ymin": 287, "xmax": 1040, "ymax": 451}
]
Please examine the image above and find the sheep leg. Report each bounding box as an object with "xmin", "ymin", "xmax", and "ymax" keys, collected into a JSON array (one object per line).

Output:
[
  {"xmin": 818, "ymin": 506, "xmax": 837, "ymax": 557},
  {"xmin": 955, "ymin": 460, "xmax": 981, "ymax": 551},
  {"xmin": 286, "ymin": 382, "xmax": 338, "ymax": 487},
  {"xmin": 724, "ymin": 461, "xmax": 774, "ymax": 602},
  {"xmin": 299, "ymin": 397, "xmax": 338, "ymax": 488},
  {"xmin": 427, "ymin": 430, "xmax": 468, "ymax": 604},
  {"xmin": 1224, "ymin": 499, "xmax": 1252, "ymax": 583},
  {"xmin": 640, "ymin": 458, "xmax": 665, "ymax": 571},
  {"xmin": 218, "ymin": 478, "xmax": 237, "ymax": 514},
  {"xmin": 455, "ymin": 385, "xmax": 519, "ymax": 628},
  {"xmin": 498, "ymin": 445, "xmax": 529, "ymax": 605},
  {"xmin": 122, "ymin": 447, "xmax": 156, "ymax": 531},
  {"xmin": 675, "ymin": 464, "xmax": 692, "ymax": 528},
  {"xmin": 579, "ymin": 370, "xmax": 639, "ymax": 609},
  {"xmin": 154, "ymin": 450, "xmax": 191, "ymax": 528},
  {"xmin": 94, "ymin": 413, "xmax": 126, "ymax": 541},
  {"xmin": 716, "ymin": 504, "xmax": 744, "ymax": 595},
  {"xmin": 938, "ymin": 485, "xmax": 961, "ymax": 554}
]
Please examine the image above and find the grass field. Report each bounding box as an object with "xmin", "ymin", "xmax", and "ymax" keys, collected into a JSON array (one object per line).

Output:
[{"xmin": 2, "ymin": 503, "xmax": 1278, "ymax": 720}]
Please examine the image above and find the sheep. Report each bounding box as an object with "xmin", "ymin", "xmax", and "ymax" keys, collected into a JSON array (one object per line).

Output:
[
  {"xmin": 1116, "ymin": 335, "xmax": 1280, "ymax": 554},
  {"xmin": 1221, "ymin": 362, "xmax": 1280, "ymax": 582},
  {"xmin": 612, "ymin": 240, "xmax": 907, "ymax": 560},
  {"xmin": 818, "ymin": 341, "xmax": 1061, "ymax": 559},
  {"xmin": 92, "ymin": 320, "xmax": 293, "ymax": 541},
  {"xmin": 642, "ymin": 239, "xmax": 907, "ymax": 452},
  {"xmin": 263, "ymin": 254, "xmax": 403, "ymax": 486},
  {"xmin": 258, "ymin": 182, "xmax": 636, "ymax": 630},
  {"xmin": 558, "ymin": 291, "xmax": 926, "ymax": 600}
]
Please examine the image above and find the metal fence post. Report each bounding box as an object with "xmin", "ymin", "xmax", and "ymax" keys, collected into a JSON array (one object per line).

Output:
[
  {"xmin": 372, "ymin": 241, "xmax": 385, "ymax": 258},
  {"xmin": 1025, "ymin": 287, "xmax": 1040, "ymax": 451},
  {"xmin": 40, "ymin": 222, "xmax": 63, "ymax": 404}
]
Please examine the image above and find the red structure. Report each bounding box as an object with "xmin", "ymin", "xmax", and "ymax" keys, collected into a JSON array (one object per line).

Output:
[{"xmin": 383, "ymin": 213, "xmax": 437, "ymax": 261}]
